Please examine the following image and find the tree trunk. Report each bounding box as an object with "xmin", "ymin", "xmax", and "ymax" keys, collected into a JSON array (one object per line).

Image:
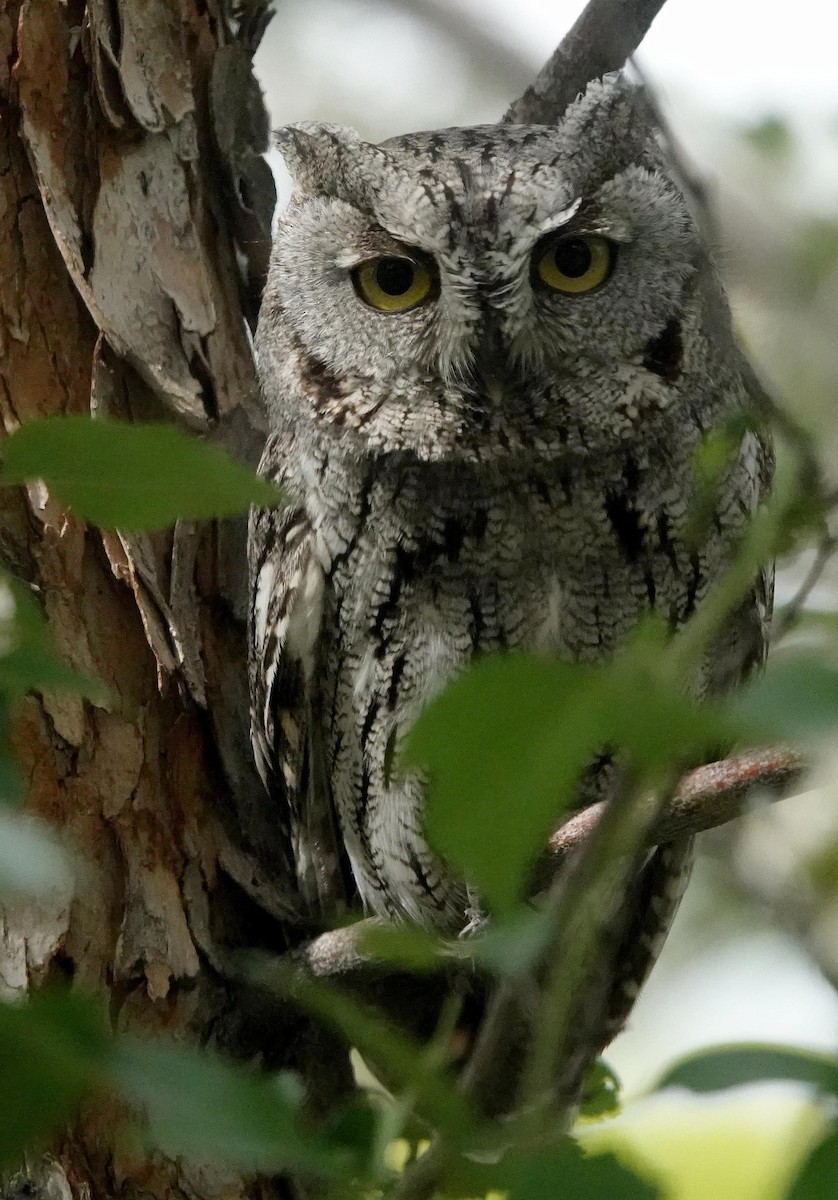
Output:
[{"xmin": 0, "ymin": 3, "xmax": 336, "ymax": 1196}]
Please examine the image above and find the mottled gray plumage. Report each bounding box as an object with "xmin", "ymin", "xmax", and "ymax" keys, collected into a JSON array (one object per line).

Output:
[{"xmin": 248, "ymin": 75, "xmax": 771, "ymax": 1017}]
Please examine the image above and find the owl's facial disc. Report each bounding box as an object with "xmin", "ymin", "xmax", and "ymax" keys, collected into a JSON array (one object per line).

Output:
[{"xmin": 262, "ymin": 97, "xmax": 701, "ymax": 466}]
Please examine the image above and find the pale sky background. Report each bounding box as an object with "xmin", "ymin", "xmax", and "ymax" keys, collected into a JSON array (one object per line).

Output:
[
  {"xmin": 474, "ymin": 0, "xmax": 838, "ymax": 115},
  {"xmin": 254, "ymin": 0, "xmax": 838, "ymax": 1099},
  {"xmin": 256, "ymin": 0, "xmax": 838, "ymax": 186},
  {"xmin": 256, "ymin": 0, "xmax": 838, "ymax": 218}
]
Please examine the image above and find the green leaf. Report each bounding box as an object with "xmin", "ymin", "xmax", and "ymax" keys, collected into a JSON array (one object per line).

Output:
[
  {"xmin": 0, "ymin": 579, "xmax": 101, "ymax": 811},
  {"xmin": 111, "ymin": 1038, "xmax": 348, "ymax": 1176},
  {"xmin": 0, "ymin": 638, "xmax": 92, "ymax": 696},
  {"xmin": 405, "ymin": 656, "xmax": 603, "ymax": 915},
  {"xmin": 0, "ymin": 580, "xmax": 102, "ymax": 701},
  {"xmin": 0, "ymin": 745, "xmax": 23, "ymax": 806},
  {"xmin": 0, "ymin": 694, "xmax": 22, "ymax": 805},
  {"xmin": 652, "ymin": 1044, "xmax": 838, "ymax": 1097},
  {"xmin": 805, "ymin": 836, "xmax": 838, "ymax": 898},
  {"xmin": 257, "ymin": 959, "xmax": 476, "ymax": 1141},
  {"xmin": 0, "ymin": 991, "xmax": 108, "ymax": 1169},
  {"xmin": 507, "ymin": 1143, "xmax": 661, "ymax": 1200},
  {"xmin": 579, "ymin": 1060, "xmax": 622, "ymax": 1121},
  {"xmin": 357, "ymin": 921, "xmax": 449, "ymax": 972},
  {"xmin": 469, "ymin": 907, "xmax": 554, "ymax": 977},
  {"xmin": 322, "ymin": 1095, "xmax": 380, "ymax": 1170},
  {"xmin": 687, "ymin": 416, "xmax": 761, "ymax": 550},
  {"xmin": 604, "ymin": 638, "xmax": 730, "ymax": 771},
  {"xmin": 406, "ymin": 644, "xmax": 728, "ymax": 916},
  {"xmin": 731, "ymin": 660, "xmax": 838, "ymax": 743},
  {"xmin": 784, "ymin": 1123, "xmax": 838, "ymax": 1200},
  {"xmin": 0, "ymin": 417, "xmax": 281, "ymax": 532}
]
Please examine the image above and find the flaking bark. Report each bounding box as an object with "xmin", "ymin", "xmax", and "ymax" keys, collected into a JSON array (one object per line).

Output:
[{"xmin": 0, "ymin": 4, "xmax": 333, "ymax": 1198}]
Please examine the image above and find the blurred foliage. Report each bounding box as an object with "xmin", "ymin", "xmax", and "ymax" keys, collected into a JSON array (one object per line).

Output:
[
  {"xmin": 743, "ymin": 116, "xmax": 794, "ymax": 159},
  {"xmin": 407, "ymin": 638, "xmax": 728, "ymax": 917},
  {"xmin": 579, "ymin": 1060, "xmax": 622, "ymax": 1121},
  {"xmin": 653, "ymin": 1045, "xmax": 838, "ymax": 1096},
  {"xmin": 0, "ymin": 991, "xmax": 107, "ymax": 1170},
  {"xmin": 792, "ymin": 219, "xmax": 838, "ymax": 296},
  {"xmin": 0, "ymin": 417, "xmax": 282, "ymax": 532},
  {"xmin": 581, "ymin": 1089, "xmax": 827, "ymax": 1200},
  {"xmin": 111, "ymin": 1038, "xmax": 353, "ymax": 1178},
  {"xmin": 786, "ymin": 1126, "xmax": 838, "ymax": 1200}
]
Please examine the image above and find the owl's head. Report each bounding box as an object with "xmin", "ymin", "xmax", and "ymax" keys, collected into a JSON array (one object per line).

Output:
[{"xmin": 257, "ymin": 75, "xmax": 714, "ymax": 464}]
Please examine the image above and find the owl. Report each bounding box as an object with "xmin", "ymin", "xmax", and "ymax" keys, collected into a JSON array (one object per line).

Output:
[{"xmin": 248, "ymin": 75, "xmax": 771, "ymax": 1019}]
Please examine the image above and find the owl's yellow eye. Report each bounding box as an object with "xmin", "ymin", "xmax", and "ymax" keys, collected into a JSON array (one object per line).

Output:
[
  {"xmin": 352, "ymin": 256, "xmax": 435, "ymax": 313},
  {"xmin": 534, "ymin": 234, "xmax": 615, "ymax": 295}
]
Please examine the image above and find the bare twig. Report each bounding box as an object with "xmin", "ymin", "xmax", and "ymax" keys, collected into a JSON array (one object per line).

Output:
[
  {"xmin": 503, "ymin": 0, "xmax": 668, "ymax": 124},
  {"xmin": 293, "ymin": 921, "xmax": 376, "ymax": 976},
  {"xmin": 547, "ymin": 747, "xmax": 804, "ymax": 866}
]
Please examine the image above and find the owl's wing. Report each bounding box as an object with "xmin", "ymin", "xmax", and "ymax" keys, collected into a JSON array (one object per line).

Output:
[
  {"xmin": 248, "ymin": 485, "xmax": 347, "ymax": 918},
  {"xmin": 707, "ymin": 428, "xmax": 775, "ymax": 694},
  {"xmin": 570, "ymin": 429, "xmax": 775, "ymax": 1095}
]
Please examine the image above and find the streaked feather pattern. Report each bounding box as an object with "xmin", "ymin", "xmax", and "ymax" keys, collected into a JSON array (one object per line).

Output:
[{"xmin": 248, "ymin": 74, "xmax": 772, "ymax": 1072}]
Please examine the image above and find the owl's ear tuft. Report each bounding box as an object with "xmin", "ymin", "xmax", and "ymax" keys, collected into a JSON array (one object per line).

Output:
[
  {"xmin": 274, "ymin": 123, "xmax": 386, "ymax": 205},
  {"xmin": 560, "ymin": 73, "xmax": 657, "ymax": 172}
]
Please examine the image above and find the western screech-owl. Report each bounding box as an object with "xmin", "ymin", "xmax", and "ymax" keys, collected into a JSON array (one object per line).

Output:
[{"xmin": 248, "ymin": 76, "xmax": 771, "ymax": 988}]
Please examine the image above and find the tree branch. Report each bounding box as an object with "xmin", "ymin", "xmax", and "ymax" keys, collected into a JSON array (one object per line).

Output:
[
  {"xmin": 503, "ymin": 0, "xmax": 669, "ymax": 124},
  {"xmin": 295, "ymin": 746, "xmax": 805, "ymax": 984},
  {"xmin": 546, "ymin": 746, "xmax": 804, "ymax": 867}
]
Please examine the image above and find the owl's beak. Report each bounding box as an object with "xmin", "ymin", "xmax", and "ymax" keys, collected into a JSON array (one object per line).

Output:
[{"xmin": 471, "ymin": 318, "xmax": 510, "ymax": 403}]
